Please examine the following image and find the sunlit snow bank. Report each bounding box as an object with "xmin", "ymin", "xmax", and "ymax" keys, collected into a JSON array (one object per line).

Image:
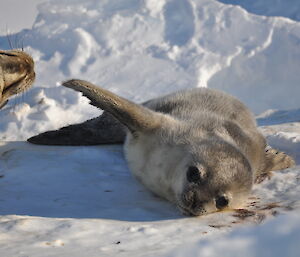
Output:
[{"xmin": 0, "ymin": 0, "xmax": 299, "ymax": 141}]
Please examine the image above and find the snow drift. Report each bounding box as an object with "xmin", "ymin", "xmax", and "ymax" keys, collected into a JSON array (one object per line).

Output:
[{"xmin": 0, "ymin": 0, "xmax": 299, "ymax": 141}]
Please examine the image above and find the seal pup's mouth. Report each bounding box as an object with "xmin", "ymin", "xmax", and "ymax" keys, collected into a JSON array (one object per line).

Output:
[
  {"xmin": 177, "ymin": 181, "xmax": 232, "ymax": 216},
  {"xmin": 178, "ymin": 185, "xmax": 250, "ymax": 216},
  {"xmin": 178, "ymin": 188, "xmax": 209, "ymax": 216},
  {"xmin": 0, "ymin": 50, "xmax": 35, "ymax": 109},
  {"xmin": 177, "ymin": 203, "xmax": 206, "ymax": 217}
]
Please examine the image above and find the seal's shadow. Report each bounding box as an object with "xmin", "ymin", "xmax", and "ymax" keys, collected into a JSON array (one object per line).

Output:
[{"xmin": 0, "ymin": 142, "xmax": 181, "ymax": 221}]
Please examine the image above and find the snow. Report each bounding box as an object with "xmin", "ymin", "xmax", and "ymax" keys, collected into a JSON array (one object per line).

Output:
[
  {"xmin": 171, "ymin": 213, "xmax": 300, "ymax": 257},
  {"xmin": 0, "ymin": 0, "xmax": 300, "ymax": 256}
]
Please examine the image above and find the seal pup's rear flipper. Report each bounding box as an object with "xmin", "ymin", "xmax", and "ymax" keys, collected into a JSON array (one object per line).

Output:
[
  {"xmin": 27, "ymin": 111, "xmax": 126, "ymax": 145},
  {"xmin": 62, "ymin": 79, "xmax": 164, "ymax": 133}
]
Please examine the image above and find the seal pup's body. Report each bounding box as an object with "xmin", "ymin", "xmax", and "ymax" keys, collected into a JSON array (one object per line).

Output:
[
  {"xmin": 28, "ymin": 80, "xmax": 295, "ymax": 216},
  {"xmin": 0, "ymin": 49, "xmax": 35, "ymax": 109}
]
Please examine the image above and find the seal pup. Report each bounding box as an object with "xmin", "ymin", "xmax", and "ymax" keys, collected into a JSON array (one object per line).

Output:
[
  {"xmin": 0, "ymin": 49, "xmax": 35, "ymax": 109},
  {"xmin": 28, "ymin": 80, "xmax": 295, "ymax": 216}
]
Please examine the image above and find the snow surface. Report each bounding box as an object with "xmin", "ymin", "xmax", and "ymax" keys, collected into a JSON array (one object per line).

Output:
[{"xmin": 0, "ymin": 0, "xmax": 300, "ymax": 256}]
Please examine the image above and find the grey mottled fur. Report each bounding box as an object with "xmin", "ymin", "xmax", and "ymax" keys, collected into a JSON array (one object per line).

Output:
[{"xmin": 28, "ymin": 79, "xmax": 295, "ymax": 216}]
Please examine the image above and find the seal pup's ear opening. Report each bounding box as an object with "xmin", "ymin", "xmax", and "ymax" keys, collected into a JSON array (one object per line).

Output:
[{"xmin": 62, "ymin": 79, "xmax": 163, "ymax": 133}]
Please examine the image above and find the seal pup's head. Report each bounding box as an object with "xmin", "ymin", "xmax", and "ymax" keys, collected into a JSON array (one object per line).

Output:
[
  {"xmin": 61, "ymin": 79, "xmax": 254, "ymax": 216},
  {"xmin": 0, "ymin": 49, "xmax": 35, "ymax": 109},
  {"xmin": 173, "ymin": 139, "xmax": 253, "ymax": 216}
]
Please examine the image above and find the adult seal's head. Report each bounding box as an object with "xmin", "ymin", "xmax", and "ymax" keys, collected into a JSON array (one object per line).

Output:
[{"xmin": 0, "ymin": 49, "xmax": 35, "ymax": 109}]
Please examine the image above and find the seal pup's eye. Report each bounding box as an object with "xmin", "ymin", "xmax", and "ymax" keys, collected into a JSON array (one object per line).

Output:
[
  {"xmin": 215, "ymin": 195, "xmax": 229, "ymax": 210},
  {"xmin": 186, "ymin": 166, "xmax": 201, "ymax": 183}
]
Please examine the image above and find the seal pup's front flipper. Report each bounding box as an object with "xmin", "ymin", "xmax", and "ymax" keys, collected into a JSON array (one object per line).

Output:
[
  {"xmin": 255, "ymin": 148, "xmax": 296, "ymax": 183},
  {"xmin": 27, "ymin": 111, "xmax": 126, "ymax": 145}
]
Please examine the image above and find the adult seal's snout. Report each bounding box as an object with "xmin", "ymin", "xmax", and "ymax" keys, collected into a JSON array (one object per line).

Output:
[{"xmin": 0, "ymin": 49, "xmax": 35, "ymax": 109}]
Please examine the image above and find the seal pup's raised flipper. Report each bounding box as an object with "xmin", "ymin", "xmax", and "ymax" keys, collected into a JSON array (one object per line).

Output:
[
  {"xmin": 62, "ymin": 79, "xmax": 165, "ymax": 132},
  {"xmin": 28, "ymin": 79, "xmax": 168, "ymax": 145}
]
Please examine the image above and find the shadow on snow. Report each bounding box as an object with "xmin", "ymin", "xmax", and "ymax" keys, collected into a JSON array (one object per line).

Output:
[{"xmin": 0, "ymin": 142, "xmax": 181, "ymax": 221}]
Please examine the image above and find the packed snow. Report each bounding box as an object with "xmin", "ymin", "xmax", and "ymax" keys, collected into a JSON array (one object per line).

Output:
[{"xmin": 0, "ymin": 0, "xmax": 300, "ymax": 256}]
